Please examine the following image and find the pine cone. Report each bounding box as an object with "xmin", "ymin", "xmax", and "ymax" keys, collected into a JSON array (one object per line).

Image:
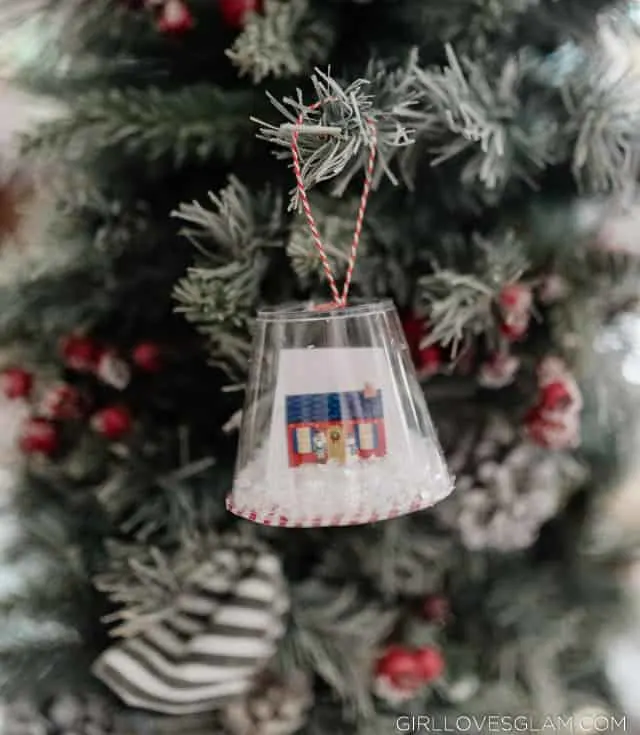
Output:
[
  {"xmin": 221, "ymin": 671, "xmax": 313, "ymax": 735},
  {"xmin": 1, "ymin": 694, "xmax": 115, "ymax": 735},
  {"xmin": 435, "ymin": 414, "xmax": 587, "ymax": 551}
]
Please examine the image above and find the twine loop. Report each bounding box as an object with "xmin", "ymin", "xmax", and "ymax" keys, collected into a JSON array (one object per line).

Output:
[{"xmin": 290, "ymin": 99, "xmax": 377, "ymax": 310}]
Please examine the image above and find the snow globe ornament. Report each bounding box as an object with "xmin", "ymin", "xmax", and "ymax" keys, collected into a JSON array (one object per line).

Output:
[
  {"xmin": 226, "ymin": 299, "xmax": 453, "ymax": 527},
  {"xmin": 227, "ymin": 89, "xmax": 453, "ymax": 526}
]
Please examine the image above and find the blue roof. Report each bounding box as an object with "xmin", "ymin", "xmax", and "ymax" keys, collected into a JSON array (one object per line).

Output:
[{"xmin": 286, "ymin": 390, "xmax": 384, "ymax": 424}]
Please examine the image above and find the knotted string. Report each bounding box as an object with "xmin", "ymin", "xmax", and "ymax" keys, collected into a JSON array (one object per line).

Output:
[{"xmin": 290, "ymin": 100, "xmax": 378, "ymax": 309}]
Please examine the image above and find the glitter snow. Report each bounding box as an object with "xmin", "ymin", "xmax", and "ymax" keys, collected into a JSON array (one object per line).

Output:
[{"xmin": 227, "ymin": 430, "xmax": 453, "ymax": 527}]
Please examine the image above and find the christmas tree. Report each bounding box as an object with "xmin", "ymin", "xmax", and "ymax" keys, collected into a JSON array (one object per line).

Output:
[{"xmin": 0, "ymin": 0, "xmax": 639, "ymax": 732}]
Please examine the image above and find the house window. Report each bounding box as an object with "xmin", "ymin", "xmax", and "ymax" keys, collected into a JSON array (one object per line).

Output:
[
  {"xmin": 358, "ymin": 423, "xmax": 375, "ymax": 451},
  {"xmin": 295, "ymin": 427, "xmax": 312, "ymax": 454}
]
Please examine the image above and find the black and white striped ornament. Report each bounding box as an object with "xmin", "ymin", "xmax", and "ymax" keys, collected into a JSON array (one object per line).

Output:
[{"xmin": 92, "ymin": 540, "xmax": 289, "ymax": 715}]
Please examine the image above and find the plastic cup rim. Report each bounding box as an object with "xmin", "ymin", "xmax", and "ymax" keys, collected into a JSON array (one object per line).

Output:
[{"xmin": 256, "ymin": 299, "xmax": 396, "ymax": 323}]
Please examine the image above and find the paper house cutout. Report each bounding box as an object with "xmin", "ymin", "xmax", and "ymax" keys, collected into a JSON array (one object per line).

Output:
[{"xmin": 286, "ymin": 388, "xmax": 386, "ymax": 467}]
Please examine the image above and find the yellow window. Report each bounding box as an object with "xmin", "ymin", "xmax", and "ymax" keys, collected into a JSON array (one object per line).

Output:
[{"xmin": 296, "ymin": 427, "xmax": 312, "ymax": 453}]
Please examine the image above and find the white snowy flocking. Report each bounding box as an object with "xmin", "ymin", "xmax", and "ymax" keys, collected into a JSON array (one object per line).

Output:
[
  {"xmin": 227, "ymin": 300, "xmax": 453, "ymax": 527},
  {"xmin": 435, "ymin": 413, "xmax": 587, "ymax": 551}
]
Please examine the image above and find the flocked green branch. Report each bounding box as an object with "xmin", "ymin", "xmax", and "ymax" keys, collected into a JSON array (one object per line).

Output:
[
  {"xmin": 21, "ymin": 84, "xmax": 257, "ymax": 166},
  {"xmin": 226, "ymin": 0, "xmax": 335, "ymax": 83}
]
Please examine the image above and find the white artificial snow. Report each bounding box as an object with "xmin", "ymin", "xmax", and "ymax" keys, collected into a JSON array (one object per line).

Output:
[{"xmin": 229, "ymin": 430, "xmax": 453, "ymax": 526}]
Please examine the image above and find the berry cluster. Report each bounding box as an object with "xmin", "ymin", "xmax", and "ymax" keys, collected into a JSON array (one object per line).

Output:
[
  {"xmin": 525, "ymin": 357, "xmax": 582, "ymax": 450},
  {"xmin": 373, "ymin": 644, "xmax": 445, "ymax": 704},
  {"xmin": 1, "ymin": 336, "xmax": 164, "ymax": 457},
  {"xmin": 134, "ymin": 0, "xmax": 261, "ymax": 34},
  {"xmin": 372, "ymin": 594, "xmax": 450, "ymax": 704},
  {"xmin": 400, "ymin": 313, "xmax": 445, "ymax": 379},
  {"xmin": 498, "ymin": 283, "xmax": 533, "ymax": 342},
  {"xmin": 402, "ymin": 277, "xmax": 573, "ymax": 398}
]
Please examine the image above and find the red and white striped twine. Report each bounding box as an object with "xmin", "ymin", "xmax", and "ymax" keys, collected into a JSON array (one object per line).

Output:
[
  {"xmin": 225, "ymin": 495, "xmax": 427, "ymax": 528},
  {"xmin": 290, "ymin": 99, "xmax": 378, "ymax": 308}
]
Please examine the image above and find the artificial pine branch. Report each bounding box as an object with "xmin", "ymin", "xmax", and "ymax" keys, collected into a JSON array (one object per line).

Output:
[
  {"xmin": 399, "ymin": 0, "xmax": 540, "ymax": 58},
  {"xmin": 21, "ymin": 85, "xmax": 257, "ymax": 167},
  {"xmin": 255, "ymin": 58, "xmax": 422, "ymax": 208},
  {"xmin": 286, "ymin": 193, "xmax": 370, "ymax": 285},
  {"xmin": 562, "ymin": 53, "xmax": 640, "ymax": 193},
  {"xmin": 319, "ymin": 517, "xmax": 455, "ymax": 599},
  {"xmin": 417, "ymin": 231, "xmax": 528, "ymax": 350},
  {"xmin": 413, "ymin": 45, "xmax": 560, "ymax": 191},
  {"xmin": 226, "ymin": 0, "xmax": 335, "ymax": 83},
  {"xmin": 1, "ymin": 0, "xmax": 639, "ymax": 728},
  {"xmin": 277, "ymin": 581, "xmax": 395, "ymax": 718},
  {"xmin": 172, "ymin": 177, "xmax": 286, "ymax": 378}
]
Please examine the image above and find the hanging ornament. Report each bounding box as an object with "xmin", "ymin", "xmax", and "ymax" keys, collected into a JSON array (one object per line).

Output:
[
  {"xmin": 157, "ymin": 0, "xmax": 194, "ymax": 33},
  {"xmin": 61, "ymin": 334, "xmax": 100, "ymax": 372},
  {"xmin": 19, "ymin": 417, "xmax": 59, "ymax": 456},
  {"xmin": 93, "ymin": 535, "xmax": 288, "ymax": 714},
  {"xmin": 39, "ymin": 383, "xmax": 84, "ymax": 420},
  {"xmin": 132, "ymin": 342, "xmax": 163, "ymax": 372},
  {"xmin": 219, "ymin": 0, "xmax": 261, "ymax": 28},
  {"xmin": 478, "ymin": 352, "xmax": 520, "ymax": 389},
  {"xmin": 1, "ymin": 367, "xmax": 33, "ymax": 400},
  {"xmin": 226, "ymin": 102, "xmax": 452, "ymax": 527},
  {"xmin": 96, "ymin": 350, "xmax": 131, "ymax": 390},
  {"xmin": 91, "ymin": 406, "xmax": 133, "ymax": 440}
]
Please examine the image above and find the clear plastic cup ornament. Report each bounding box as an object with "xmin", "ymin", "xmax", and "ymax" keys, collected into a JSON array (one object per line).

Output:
[{"xmin": 226, "ymin": 99, "xmax": 453, "ymax": 528}]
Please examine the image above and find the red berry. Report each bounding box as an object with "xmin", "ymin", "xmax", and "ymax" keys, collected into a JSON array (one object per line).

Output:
[
  {"xmin": 375, "ymin": 646, "xmax": 424, "ymax": 688},
  {"xmin": 525, "ymin": 417, "xmax": 552, "ymax": 448},
  {"xmin": 418, "ymin": 344, "xmax": 442, "ymax": 376},
  {"xmin": 401, "ymin": 312, "xmax": 426, "ymax": 363},
  {"xmin": 19, "ymin": 418, "xmax": 58, "ymax": 456},
  {"xmin": 525, "ymin": 411, "xmax": 579, "ymax": 450},
  {"xmin": 499, "ymin": 316, "xmax": 529, "ymax": 341},
  {"xmin": 1, "ymin": 368, "xmax": 33, "ymax": 400},
  {"xmin": 40, "ymin": 384, "xmax": 84, "ymax": 420},
  {"xmin": 499, "ymin": 283, "xmax": 532, "ymax": 314},
  {"xmin": 539, "ymin": 380, "xmax": 572, "ymax": 411},
  {"xmin": 91, "ymin": 406, "xmax": 133, "ymax": 440},
  {"xmin": 414, "ymin": 646, "xmax": 445, "ymax": 682},
  {"xmin": 422, "ymin": 595, "xmax": 450, "ymax": 623},
  {"xmin": 61, "ymin": 335, "xmax": 100, "ymax": 372},
  {"xmin": 478, "ymin": 353, "xmax": 520, "ymax": 389},
  {"xmin": 219, "ymin": 0, "xmax": 261, "ymax": 28},
  {"xmin": 158, "ymin": 0, "xmax": 194, "ymax": 33},
  {"xmin": 132, "ymin": 342, "xmax": 163, "ymax": 372}
]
